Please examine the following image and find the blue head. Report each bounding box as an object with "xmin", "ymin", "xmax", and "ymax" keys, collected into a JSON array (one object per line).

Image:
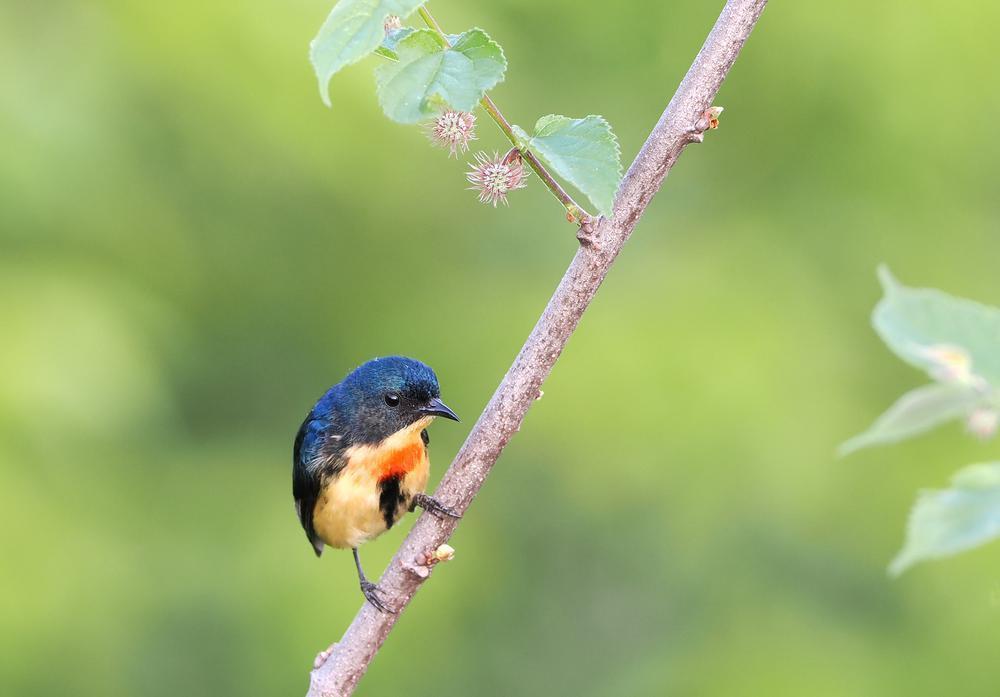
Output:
[{"xmin": 319, "ymin": 356, "xmax": 459, "ymax": 445}]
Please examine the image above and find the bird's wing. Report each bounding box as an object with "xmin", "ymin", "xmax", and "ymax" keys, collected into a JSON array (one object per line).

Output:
[{"xmin": 292, "ymin": 414, "xmax": 347, "ymax": 556}]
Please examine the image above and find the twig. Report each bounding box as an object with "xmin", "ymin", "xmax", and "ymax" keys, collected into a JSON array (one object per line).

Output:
[
  {"xmin": 417, "ymin": 5, "xmax": 593, "ymax": 223},
  {"xmin": 306, "ymin": 1, "xmax": 767, "ymax": 694}
]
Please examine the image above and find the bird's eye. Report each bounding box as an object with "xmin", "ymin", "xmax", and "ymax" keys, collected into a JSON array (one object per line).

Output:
[{"xmin": 384, "ymin": 393, "xmax": 400, "ymax": 407}]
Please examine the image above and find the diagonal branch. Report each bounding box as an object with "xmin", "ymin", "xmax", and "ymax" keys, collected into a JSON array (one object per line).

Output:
[{"xmin": 307, "ymin": 1, "xmax": 768, "ymax": 695}]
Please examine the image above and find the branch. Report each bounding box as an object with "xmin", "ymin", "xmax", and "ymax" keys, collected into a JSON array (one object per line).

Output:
[{"xmin": 307, "ymin": 1, "xmax": 767, "ymax": 694}]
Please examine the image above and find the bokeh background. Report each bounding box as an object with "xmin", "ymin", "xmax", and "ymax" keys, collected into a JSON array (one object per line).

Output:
[{"xmin": 2, "ymin": 1, "xmax": 999, "ymax": 695}]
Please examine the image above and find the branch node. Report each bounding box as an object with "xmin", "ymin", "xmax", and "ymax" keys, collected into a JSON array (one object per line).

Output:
[
  {"xmin": 312, "ymin": 643, "xmax": 337, "ymax": 671},
  {"xmin": 404, "ymin": 559, "xmax": 431, "ymax": 579},
  {"xmin": 413, "ymin": 543, "xmax": 456, "ymax": 573},
  {"xmin": 576, "ymin": 215, "xmax": 600, "ymax": 248}
]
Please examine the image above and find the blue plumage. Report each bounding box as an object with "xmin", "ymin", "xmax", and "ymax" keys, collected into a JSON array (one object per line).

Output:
[{"xmin": 311, "ymin": 356, "xmax": 443, "ymax": 446}]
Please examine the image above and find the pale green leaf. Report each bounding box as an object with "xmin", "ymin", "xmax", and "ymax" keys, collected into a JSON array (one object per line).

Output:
[
  {"xmin": 840, "ymin": 383, "xmax": 983, "ymax": 456},
  {"xmin": 890, "ymin": 462, "xmax": 1000, "ymax": 576},
  {"xmin": 518, "ymin": 114, "xmax": 622, "ymax": 216},
  {"xmin": 310, "ymin": 0, "xmax": 424, "ymax": 107},
  {"xmin": 874, "ymin": 266, "xmax": 1000, "ymax": 386},
  {"xmin": 375, "ymin": 28, "xmax": 506, "ymax": 124}
]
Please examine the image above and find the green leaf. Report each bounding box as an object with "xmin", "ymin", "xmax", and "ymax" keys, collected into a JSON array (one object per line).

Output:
[
  {"xmin": 375, "ymin": 28, "xmax": 506, "ymax": 124},
  {"xmin": 516, "ymin": 115, "xmax": 622, "ymax": 216},
  {"xmin": 890, "ymin": 462, "xmax": 1000, "ymax": 576},
  {"xmin": 874, "ymin": 266, "xmax": 1000, "ymax": 387},
  {"xmin": 310, "ymin": 0, "xmax": 424, "ymax": 107},
  {"xmin": 839, "ymin": 383, "xmax": 983, "ymax": 456}
]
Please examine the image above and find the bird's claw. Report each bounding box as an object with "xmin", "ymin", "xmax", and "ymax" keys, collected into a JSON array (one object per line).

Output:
[
  {"xmin": 412, "ymin": 493, "xmax": 461, "ymax": 519},
  {"xmin": 360, "ymin": 580, "xmax": 394, "ymax": 613}
]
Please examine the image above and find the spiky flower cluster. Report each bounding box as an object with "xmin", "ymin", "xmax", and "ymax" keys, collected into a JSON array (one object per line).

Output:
[
  {"xmin": 427, "ymin": 110, "xmax": 477, "ymax": 157},
  {"xmin": 465, "ymin": 150, "xmax": 528, "ymax": 207}
]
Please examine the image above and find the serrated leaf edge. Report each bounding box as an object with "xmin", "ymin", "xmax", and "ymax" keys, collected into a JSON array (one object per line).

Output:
[
  {"xmin": 522, "ymin": 114, "xmax": 623, "ymax": 216},
  {"xmin": 310, "ymin": 1, "xmax": 424, "ymax": 107}
]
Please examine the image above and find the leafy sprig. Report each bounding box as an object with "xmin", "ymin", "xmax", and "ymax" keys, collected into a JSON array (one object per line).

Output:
[
  {"xmin": 843, "ymin": 267, "xmax": 1000, "ymax": 575},
  {"xmin": 309, "ymin": 1, "xmax": 624, "ymax": 220}
]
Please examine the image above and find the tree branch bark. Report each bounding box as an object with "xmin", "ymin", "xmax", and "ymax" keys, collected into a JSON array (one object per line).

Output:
[{"xmin": 307, "ymin": 1, "xmax": 767, "ymax": 694}]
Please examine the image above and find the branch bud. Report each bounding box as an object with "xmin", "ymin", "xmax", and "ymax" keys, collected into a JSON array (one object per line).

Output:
[
  {"xmin": 433, "ymin": 544, "xmax": 455, "ymax": 563},
  {"xmin": 705, "ymin": 106, "xmax": 724, "ymax": 129}
]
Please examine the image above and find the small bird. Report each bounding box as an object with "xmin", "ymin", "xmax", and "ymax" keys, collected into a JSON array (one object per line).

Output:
[{"xmin": 292, "ymin": 356, "xmax": 460, "ymax": 612}]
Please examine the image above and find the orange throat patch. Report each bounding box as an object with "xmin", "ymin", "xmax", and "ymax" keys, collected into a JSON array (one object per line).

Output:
[
  {"xmin": 372, "ymin": 440, "xmax": 425, "ymax": 482},
  {"xmin": 344, "ymin": 416, "xmax": 432, "ymax": 483}
]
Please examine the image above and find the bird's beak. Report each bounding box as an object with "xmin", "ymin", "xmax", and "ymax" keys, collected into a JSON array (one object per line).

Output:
[{"xmin": 421, "ymin": 397, "xmax": 460, "ymax": 422}]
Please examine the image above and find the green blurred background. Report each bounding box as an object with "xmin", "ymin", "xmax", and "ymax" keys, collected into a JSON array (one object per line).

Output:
[{"xmin": 2, "ymin": 0, "xmax": 999, "ymax": 695}]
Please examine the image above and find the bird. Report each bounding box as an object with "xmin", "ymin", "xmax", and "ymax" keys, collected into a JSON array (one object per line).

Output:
[{"xmin": 292, "ymin": 356, "xmax": 460, "ymax": 612}]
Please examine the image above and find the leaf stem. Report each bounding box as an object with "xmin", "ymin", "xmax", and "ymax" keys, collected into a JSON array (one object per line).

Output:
[{"xmin": 417, "ymin": 4, "xmax": 592, "ymax": 223}]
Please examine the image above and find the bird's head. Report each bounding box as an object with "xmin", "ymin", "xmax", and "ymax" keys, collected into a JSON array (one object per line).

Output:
[{"xmin": 334, "ymin": 356, "xmax": 459, "ymax": 444}]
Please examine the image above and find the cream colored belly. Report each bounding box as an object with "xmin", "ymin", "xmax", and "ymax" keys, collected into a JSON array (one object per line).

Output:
[{"xmin": 312, "ymin": 452, "xmax": 430, "ymax": 549}]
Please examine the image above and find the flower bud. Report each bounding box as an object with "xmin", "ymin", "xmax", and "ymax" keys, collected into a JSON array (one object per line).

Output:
[
  {"xmin": 466, "ymin": 151, "xmax": 529, "ymax": 206},
  {"xmin": 427, "ymin": 110, "xmax": 477, "ymax": 157}
]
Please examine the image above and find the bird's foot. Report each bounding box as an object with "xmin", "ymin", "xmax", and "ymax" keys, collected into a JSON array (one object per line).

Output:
[
  {"xmin": 313, "ymin": 643, "xmax": 336, "ymax": 670},
  {"xmin": 360, "ymin": 580, "xmax": 393, "ymax": 613},
  {"xmin": 411, "ymin": 493, "xmax": 461, "ymax": 519}
]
